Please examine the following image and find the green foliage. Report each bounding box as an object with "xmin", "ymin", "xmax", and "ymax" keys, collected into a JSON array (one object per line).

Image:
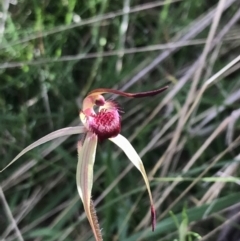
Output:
[{"xmin": 170, "ymin": 208, "xmax": 202, "ymax": 241}]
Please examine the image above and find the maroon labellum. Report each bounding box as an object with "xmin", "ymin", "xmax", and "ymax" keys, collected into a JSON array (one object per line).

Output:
[{"xmin": 87, "ymin": 107, "xmax": 121, "ymax": 141}]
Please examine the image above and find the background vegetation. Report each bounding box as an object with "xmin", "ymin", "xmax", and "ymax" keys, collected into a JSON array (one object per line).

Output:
[{"xmin": 1, "ymin": 0, "xmax": 240, "ymax": 240}]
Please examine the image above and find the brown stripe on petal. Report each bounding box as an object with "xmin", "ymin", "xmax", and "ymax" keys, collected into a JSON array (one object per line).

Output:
[
  {"xmin": 129, "ymin": 86, "xmax": 168, "ymax": 98},
  {"xmin": 87, "ymin": 86, "xmax": 168, "ymax": 99}
]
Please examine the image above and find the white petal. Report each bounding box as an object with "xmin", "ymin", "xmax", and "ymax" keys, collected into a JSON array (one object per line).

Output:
[
  {"xmin": 109, "ymin": 134, "xmax": 150, "ymax": 182},
  {"xmin": 1, "ymin": 126, "xmax": 86, "ymax": 172},
  {"xmin": 76, "ymin": 132, "xmax": 100, "ymax": 238},
  {"xmin": 109, "ymin": 134, "xmax": 156, "ymax": 231}
]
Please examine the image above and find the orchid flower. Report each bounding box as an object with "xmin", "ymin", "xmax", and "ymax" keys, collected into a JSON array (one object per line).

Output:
[{"xmin": 1, "ymin": 86, "xmax": 168, "ymax": 241}]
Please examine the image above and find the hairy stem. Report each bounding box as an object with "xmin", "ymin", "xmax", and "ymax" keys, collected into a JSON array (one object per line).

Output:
[{"xmin": 90, "ymin": 199, "xmax": 103, "ymax": 241}]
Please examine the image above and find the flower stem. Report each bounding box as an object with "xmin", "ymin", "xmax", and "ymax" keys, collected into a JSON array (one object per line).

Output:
[{"xmin": 90, "ymin": 199, "xmax": 103, "ymax": 241}]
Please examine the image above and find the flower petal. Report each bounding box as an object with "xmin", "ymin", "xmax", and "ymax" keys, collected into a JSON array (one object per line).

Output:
[
  {"xmin": 109, "ymin": 134, "xmax": 156, "ymax": 231},
  {"xmin": 76, "ymin": 132, "xmax": 102, "ymax": 240},
  {"xmin": 0, "ymin": 126, "xmax": 87, "ymax": 172}
]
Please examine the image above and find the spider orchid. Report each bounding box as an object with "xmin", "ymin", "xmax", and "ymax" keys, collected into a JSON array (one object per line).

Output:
[{"xmin": 1, "ymin": 86, "xmax": 168, "ymax": 241}]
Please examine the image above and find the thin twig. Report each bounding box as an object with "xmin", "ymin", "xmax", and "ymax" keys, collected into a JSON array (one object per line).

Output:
[{"xmin": 0, "ymin": 186, "xmax": 24, "ymax": 241}]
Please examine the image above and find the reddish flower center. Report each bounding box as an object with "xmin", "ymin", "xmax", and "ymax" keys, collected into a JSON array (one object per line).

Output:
[{"xmin": 88, "ymin": 109, "xmax": 121, "ymax": 141}]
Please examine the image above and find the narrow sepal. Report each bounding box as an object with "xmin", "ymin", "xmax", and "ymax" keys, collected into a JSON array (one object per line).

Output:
[
  {"xmin": 0, "ymin": 126, "xmax": 86, "ymax": 172},
  {"xmin": 88, "ymin": 86, "xmax": 168, "ymax": 98},
  {"xmin": 109, "ymin": 134, "xmax": 155, "ymax": 231},
  {"xmin": 76, "ymin": 133, "xmax": 102, "ymax": 241}
]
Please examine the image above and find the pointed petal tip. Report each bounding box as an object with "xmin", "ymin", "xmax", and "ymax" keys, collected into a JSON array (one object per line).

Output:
[{"xmin": 151, "ymin": 205, "xmax": 156, "ymax": 232}]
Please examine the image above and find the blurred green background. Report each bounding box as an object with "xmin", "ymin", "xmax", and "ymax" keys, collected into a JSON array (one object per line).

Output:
[{"xmin": 1, "ymin": 0, "xmax": 240, "ymax": 240}]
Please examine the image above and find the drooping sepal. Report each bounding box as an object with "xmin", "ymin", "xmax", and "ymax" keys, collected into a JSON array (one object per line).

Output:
[
  {"xmin": 109, "ymin": 134, "xmax": 156, "ymax": 231},
  {"xmin": 76, "ymin": 133, "xmax": 103, "ymax": 241},
  {"xmin": 0, "ymin": 126, "xmax": 87, "ymax": 172}
]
